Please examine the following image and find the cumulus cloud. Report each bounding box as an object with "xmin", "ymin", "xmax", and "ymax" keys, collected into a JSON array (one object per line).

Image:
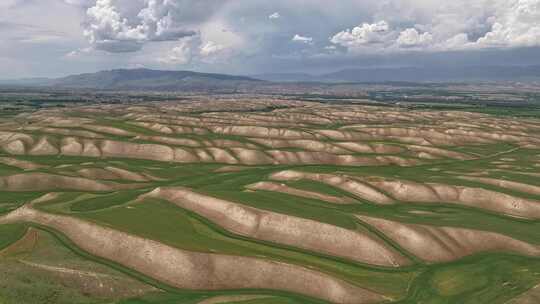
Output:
[
  {"xmin": 81, "ymin": 0, "xmax": 225, "ymax": 53},
  {"xmin": 268, "ymin": 12, "xmax": 280, "ymax": 19},
  {"xmin": 330, "ymin": 21, "xmax": 392, "ymax": 48},
  {"xmin": 66, "ymin": 0, "xmax": 540, "ymax": 65},
  {"xmin": 427, "ymin": 0, "xmax": 540, "ymax": 50},
  {"xmin": 83, "ymin": 0, "xmax": 145, "ymax": 52},
  {"xmin": 329, "ymin": 20, "xmax": 462, "ymax": 52},
  {"xmin": 66, "ymin": 47, "xmax": 93, "ymax": 58},
  {"xmin": 292, "ymin": 34, "xmax": 313, "ymax": 43},
  {"xmin": 200, "ymin": 40, "xmax": 226, "ymax": 57},
  {"xmin": 5, "ymin": 0, "xmax": 540, "ymax": 77},
  {"xmin": 439, "ymin": 33, "xmax": 472, "ymax": 50},
  {"xmin": 158, "ymin": 35, "xmax": 229, "ymax": 65},
  {"xmin": 476, "ymin": 0, "xmax": 540, "ymax": 48},
  {"xmin": 397, "ymin": 28, "xmax": 433, "ymax": 47},
  {"xmin": 331, "ymin": 0, "xmax": 540, "ymax": 53},
  {"xmin": 158, "ymin": 37, "xmax": 197, "ymax": 64}
]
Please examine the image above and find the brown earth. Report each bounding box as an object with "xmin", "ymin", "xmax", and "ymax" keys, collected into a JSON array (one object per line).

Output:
[
  {"xmin": 245, "ymin": 181, "xmax": 355, "ymax": 204},
  {"xmin": 248, "ymin": 138, "xmax": 352, "ymax": 154},
  {"xmin": 137, "ymin": 135, "xmax": 201, "ymax": 147},
  {"xmin": 214, "ymin": 166, "xmax": 252, "ymax": 173},
  {"xmin": 363, "ymin": 178, "xmax": 540, "ymax": 219},
  {"xmin": 104, "ymin": 167, "xmax": 150, "ymax": 182},
  {"xmin": 209, "ymin": 125, "xmax": 317, "ymax": 140},
  {"xmin": 270, "ymin": 170, "xmax": 395, "ymax": 205},
  {"xmin": 2, "ymin": 134, "xmax": 424, "ymax": 167},
  {"xmin": 459, "ymin": 176, "xmax": 540, "ymax": 196},
  {"xmin": 357, "ymin": 215, "xmax": 540, "ymax": 263},
  {"xmin": 0, "ymin": 206, "xmax": 385, "ymax": 304},
  {"xmin": 0, "ymin": 227, "xmax": 157, "ymax": 299},
  {"xmin": 81, "ymin": 125, "xmax": 137, "ymax": 137},
  {"xmin": 0, "ymin": 157, "xmax": 47, "ymax": 170},
  {"xmin": 0, "ymin": 173, "xmax": 146, "ymax": 192},
  {"xmin": 144, "ymin": 187, "xmax": 408, "ymax": 267},
  {"xmin": 28, "ymin": 137, "xmax": 59, "ymax": 155},
  {"xmin": 77, "ymin": 168, "xmax": 121, "ymax": 181},
  {"xmin": 406, "ymin": 145, "xmax": 474, "ymax": 160},
  {"xmin": 0, "ymin": 227, "xmax": 37, "ymax": 257},
  {"xmin": 507, "ymin": 284, "xmax": 540, "ymax": 304},
  {"xmin": 23, "ymin": 126, "xmax": 104, "ymax": 139}
]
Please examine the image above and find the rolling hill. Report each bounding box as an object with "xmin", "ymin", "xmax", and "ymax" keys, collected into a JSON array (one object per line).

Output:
[{"xmin": 2, "ymin": 69, "xmax": 263, "ymax": 91}]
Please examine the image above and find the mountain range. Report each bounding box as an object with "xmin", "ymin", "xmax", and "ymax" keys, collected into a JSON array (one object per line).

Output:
[
  {"xmin": 0, "ymin": 69, "xmax": 261, "ymax": 91},
  {"xmin": 2, "ymin": 66, "xmax": 540, "ymax": 91},
  {"xmin": 254, "ymin": 66, "xmax": 540, "ymax": 83}
]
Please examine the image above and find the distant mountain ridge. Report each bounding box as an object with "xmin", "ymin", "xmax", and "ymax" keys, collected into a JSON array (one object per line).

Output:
[
  {"xmin": 1, "ymin": 69, "xmax": 263, "ymax": 91},
  {"xmin": 249, "ymin": 73, "xmax": 321, "ymax": 83},
  {"xmin": 0, "ymin": 77, "xmax": 51, "ymax": 86},
  {"xmin": 3, "ymin": 66, "xmax": 540, "ymax": 91},
  {"xmin": 52, "ymin": 68, "xmax": 262, "ymax": 90},
  {"xmin": 255, "ymin": 65, "xmax": 540, "ymax": 83}
]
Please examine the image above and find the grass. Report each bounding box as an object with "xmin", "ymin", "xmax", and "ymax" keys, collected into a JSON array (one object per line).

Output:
[
  {"xmin": 116, "ymin": 293, "xmax": 206, "ymax": 304},
  {"xmin": 467, "ymin": 107, "xmax": 540, "ymax": 119},
  {"xmin": 70, "ymin": 190, "xmax": 147, "ymax": 212},
  {"xmin": 449, "ymin": 143, "xmax": 517, "ymax": 157},
  {"xmin": 224, "ymin": 299, "xmax": 301, "ymax": 304},
  {"xmin": 1, "ymin": 102, "xmax": 540, "ymax": 304},
  {"xmin": 0, "ymin": 192, "xmax": 45, "ymax": 215},
  {"xmin": 285, "ymin": 179, "xmax": 359, "ymax": 199},
  {"xmin": 430, "ymin": 266, "xmax": 490, "ymax": 297},
  {"xmin": 17, "ymin": 225, "xmax": 340, "ymax": 304},
  {"xmin": 0, "ymin": 227, "xmax": 153, "ymax": 304},
  {"xmin": 0, "ymin": 162, "xmax": 23, "ymax": 175},
  {"xmin": 149, "ymin": 163, "xmax": 540, "ymax": 245},
  {"xmin": 76, "ymin": 198, "xmax": 417, "ymax": 299},
  {"xmin": 117, "ymin": 293, "xmax": 313, "ymax": 304},
  {"xmin": 398, "ymin": 254, "xmax": 540, "ymax": 304},
  {"xmin": 0, "ymin": 223, "xmax": 27, "ymax": 251}
]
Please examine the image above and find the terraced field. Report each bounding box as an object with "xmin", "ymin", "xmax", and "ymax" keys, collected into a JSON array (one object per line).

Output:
[{"xmin": 0, "ymin": 97, "xmax": 539, "ymax": 303}]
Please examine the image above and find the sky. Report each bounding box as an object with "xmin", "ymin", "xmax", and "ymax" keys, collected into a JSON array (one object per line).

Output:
[{"xmin": 1, "ymin": 0, "xmax": 540, "ymax": 78}]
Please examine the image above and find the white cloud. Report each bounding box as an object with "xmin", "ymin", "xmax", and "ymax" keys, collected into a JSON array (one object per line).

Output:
[
  {"xmin": 475, "ymin": 0, "xmax": 540, "ymax": 48},
  {"xmin": 397, "ymin": 28, "xmax": 433, "ymax": 47},
  {"xmin": 66, "ymin": 47, "xmax": 94, "ymax": 58},
  {"xmin": 158, "ymin": 37, "xmax": 197, "ymax": 64},
  {"xmin": 200, "ymin": 41, "xmax": 226, "ymax": 57},
  {"xmin": 199, "ymin": 18, "xmax": 244, "ymax": 52},
  {"xmin": 292, "ymin": 34, "xmax": 313, "ymax": 43},
  {"xmin": 81, "ymin": 0, "xmax": 226, "ymax": 53},
  {"xmin": 330, "ymin": 21, "xmax": 392, "ymax": 48},
  {"xmin": 83, "ymin": 0, "xmax": 146, "ymax": 52},
  {"xmin": 329, "ymin": 21, "xmax": 462, "ymax": 52},
  {"xmin": 3, "ymin": 0, "xmax": 540, "ymax": 78},
  {"xmin": 268, "ymin": 12, "xmax": 280, "ymax": 19},
  {"xmin": 158, "ymin": 35, "xmax": 229, "ymax": 65},
  {"xmin": 439, "ymin": 33, "xmax": 473, "ymax": 50},
  {"xmin": 329, "ymin": 0, "xmax": 540, "ymax": 53},
  {"xmin": 66, "ymin": 0, "xmax": 540, "ymax": 63}
]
